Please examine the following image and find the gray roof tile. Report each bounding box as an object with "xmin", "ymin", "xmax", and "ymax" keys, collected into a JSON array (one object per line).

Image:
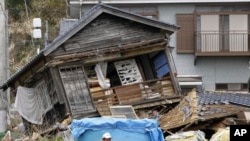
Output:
[{"xmin": 197, "ymin": 90, "xmax": 250, "ymax": 107}]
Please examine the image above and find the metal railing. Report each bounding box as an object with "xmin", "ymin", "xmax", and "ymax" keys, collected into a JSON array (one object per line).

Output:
[{"xmin": 196, "ymin": 31, "xmax": 249, "ymax": 53}]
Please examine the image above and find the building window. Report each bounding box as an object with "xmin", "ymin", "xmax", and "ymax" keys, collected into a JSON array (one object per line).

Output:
[
  {"xmin": 119, "ymin": 6, "xmax": 159, "ymax": 19},
  {"xmin": 177, "ymin": 6, "xmax": 249, "ymax": 54},
  {"xmin": 59, "ymin": 65, "xmax": 95, "ymax": 116},
  {"xmin": 114, "ymin": 59, "xmax": 143, "ymax": 85},
  {"xmin": 152, "ymin": 52, "xmax": 170, "ymax": 78},
  {"xmin": 216, "ymin": 83, "xmax": 248, "ymax": 91},
  {"xmin": 197, "ymin": 14, "xmax": 248, "ymax": 52}
]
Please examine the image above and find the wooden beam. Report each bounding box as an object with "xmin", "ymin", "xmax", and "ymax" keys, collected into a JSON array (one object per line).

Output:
[
  {"xmin": 82, "ymin": 53, "xmax": 122, "ymax": 64},
  {"xmin": 53, "ymin": 38, "xmax": 166, "ymax": 61},
  {"xmin": 121, "ymin": 45, "xmax": 164, "ymax": 57},
  {"xmin": 48, "ymin": 41, "xmax": 165, "ymax": 67}
]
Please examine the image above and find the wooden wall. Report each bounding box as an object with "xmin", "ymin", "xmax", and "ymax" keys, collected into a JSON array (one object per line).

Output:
[{"xmin": 51, "ymin": 13, "xmax": 166, "ymax": 56}]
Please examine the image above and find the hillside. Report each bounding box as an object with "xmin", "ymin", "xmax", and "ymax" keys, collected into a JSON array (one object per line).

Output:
[{"xmin": 7, "ymin": 0, "xmax": 67, "ymax": 75}]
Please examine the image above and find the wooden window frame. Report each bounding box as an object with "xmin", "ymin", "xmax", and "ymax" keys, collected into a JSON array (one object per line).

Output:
[{"xmin": 59, "ymin": 65, "xmax": 95, "ymax": 116}]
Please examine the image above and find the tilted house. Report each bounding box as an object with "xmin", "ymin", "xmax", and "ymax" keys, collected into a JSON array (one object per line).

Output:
[{"xmin": 0, "ymin": 3, "xmax": 180, "ymax": 132}]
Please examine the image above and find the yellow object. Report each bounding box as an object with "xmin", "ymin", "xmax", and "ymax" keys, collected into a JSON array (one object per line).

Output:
[{"xmin": 210, "ymin": 127, "xmax": 229, "ymax": 141}]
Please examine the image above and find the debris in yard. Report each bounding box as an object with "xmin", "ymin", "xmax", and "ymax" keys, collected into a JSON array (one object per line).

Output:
[
  {"xmin": 165, "ymin": 130, "xmax": 207, "ymax": 141},
  {"xmin": 210, "ymin": 127, "xmax": 229, "ymax": 141},
  {"xmin": 159, "ymin": 89, "xmax": 250, "ymax": 132},
  {"xmin": 1, "ymin": 131, "xmax": 11, "ymax": 141}
]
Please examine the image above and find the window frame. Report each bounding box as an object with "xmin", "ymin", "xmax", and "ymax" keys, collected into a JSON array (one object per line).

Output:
[
  {"xmin": 59, "ymin": 65, "xmax": 95, "ymax": 116},
  {"xmin": 215, "ymin": 83, "xmax": 248, "ymax": 91}
]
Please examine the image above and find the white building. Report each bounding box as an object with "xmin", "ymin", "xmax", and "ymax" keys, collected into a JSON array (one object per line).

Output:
[{"xmin": 67, "ymin": 0, "xmax": 250, "ymax": 92}]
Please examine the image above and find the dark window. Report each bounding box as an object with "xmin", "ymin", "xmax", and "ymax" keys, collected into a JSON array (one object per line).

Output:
[
  {"xmin": 216, "ymin": 83, "xmax": 248, "ymax": 91},
  {"xmin": 242, "ymin": 83, "xmax": 248, "ymax": 90},
  {"xmin": 215, "ymin": 83, "xmax": 228, "ymax": 90},
  {"xmin": 119, "ymin": 6, "xmax": 159, "ymax": 19},
  {"xmin": 152, "ymin": 52, "xmax": 170, "ymax": 78}
]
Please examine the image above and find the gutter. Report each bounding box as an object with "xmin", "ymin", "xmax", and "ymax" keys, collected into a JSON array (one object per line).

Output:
[{"xmin": 69, "ymin": 0, "xmax": 250, "ymax": 4}]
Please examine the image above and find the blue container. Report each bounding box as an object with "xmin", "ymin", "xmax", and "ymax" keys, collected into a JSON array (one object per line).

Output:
[{"xmin": 70, "ymin": 117, "xmax": 164, "ymax": 141}]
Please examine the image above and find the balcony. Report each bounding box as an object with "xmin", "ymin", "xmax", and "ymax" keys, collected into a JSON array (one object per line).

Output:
[{"xmin": 195, "ymin": 31, "xmax": 250, "ymax": 56}]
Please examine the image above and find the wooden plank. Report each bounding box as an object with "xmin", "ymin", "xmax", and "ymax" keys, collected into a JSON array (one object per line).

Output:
[{"xmin": 114, "ymin": 83, "xmax": 142, "ymax": 104}]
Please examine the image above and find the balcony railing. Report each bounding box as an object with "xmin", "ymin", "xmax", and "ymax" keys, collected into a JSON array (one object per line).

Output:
[{"xmin": 195, "ymin": 31, "xmax": 250, "ymax": 56}]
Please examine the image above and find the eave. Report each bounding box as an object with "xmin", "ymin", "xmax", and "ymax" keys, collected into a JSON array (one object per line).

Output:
[{"xmin": 0, "ymin": 52, "xmax": 45, "ymax": 91}]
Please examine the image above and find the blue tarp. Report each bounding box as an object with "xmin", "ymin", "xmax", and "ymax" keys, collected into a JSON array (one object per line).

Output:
[{"xmin": 70, "ymin": 117, "xmax": 164, "ymax": 141}]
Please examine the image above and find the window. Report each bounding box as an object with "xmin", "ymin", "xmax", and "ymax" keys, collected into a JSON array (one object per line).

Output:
[
  {"xmin": 59, "ymin": 65, "xmax": 95, "ymax": 116},
  {"xmin": 178, "ymin": 6, "xmax": 250, "ymax": 54},
  {"xmin": 152, "ymin": 52, "xmax": 170, "ymax": 78},
  {"xmin": 199, "ymin": 15, "xmax": 220, "ymax": 52},
  {"xmin": 119, "ymin": 6, "xmax": 159, "ymax": 19},
  {"xmin": 114, "ymin": 59, "xmax": 143, "ymax": 85},
  {"xmin": 228, "ymin": 15, "xmax": 248, "ymax": 52},
  {"xmin": 196, "ymin": 14, "xmax": 249, "ymax": 53},
  {"xmin": 216, "ymin": 83, "xmax": 248, "ymax": 91}
]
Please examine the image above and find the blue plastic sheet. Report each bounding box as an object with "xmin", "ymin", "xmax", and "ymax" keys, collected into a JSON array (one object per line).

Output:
[{"xmin": 70, "ymin": 117, "xmax": 164, "ymax": 141}]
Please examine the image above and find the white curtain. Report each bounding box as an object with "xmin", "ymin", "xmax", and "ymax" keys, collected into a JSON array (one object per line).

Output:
[
  {"xmin": 15, "ymin": 86, "xmax": 43, "ymax": 124},
  {"xmin": 95, "ymin": 62, "xmax": 110, "ymax": 89}
]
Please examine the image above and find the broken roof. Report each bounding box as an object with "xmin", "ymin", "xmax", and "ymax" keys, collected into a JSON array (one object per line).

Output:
[
  {"xmin": 159, "ymin": 89, "xmax": 250, "ymax": 131},
  {"xmin": 0, "ymin": 3, "xmax": 179, "ymax": 91}
]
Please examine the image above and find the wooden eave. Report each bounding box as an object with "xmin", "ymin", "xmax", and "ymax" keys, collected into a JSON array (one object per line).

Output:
[
  {"xmin": 48, "ymin": 38, "xmax": 167, "ymax": 66},
  {"xmin": 13, "ymin": 56, "xmax": 50, "ymax": 89},
  {"xmin": 0, "ymin": 53, "xmax": 50, "ymax": 91}
]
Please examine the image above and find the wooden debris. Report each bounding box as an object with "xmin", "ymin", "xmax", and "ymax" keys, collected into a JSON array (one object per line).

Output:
[{"xmin": 2, "ymin": 131, "xmax": 11, "ymax": 141}]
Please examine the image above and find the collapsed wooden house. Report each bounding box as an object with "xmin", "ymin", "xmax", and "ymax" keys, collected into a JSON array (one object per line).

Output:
[
  {"xmin": 0, "ymin": 3, "xmax": 181, "ymax": 133},
  {"xmin": 159, "ymin": 88, "xmax": 250, "ymax": 136}
]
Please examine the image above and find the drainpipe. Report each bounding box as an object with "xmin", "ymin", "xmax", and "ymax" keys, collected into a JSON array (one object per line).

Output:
[{"xmin": 79, "ymin": 0, "xmax": 83, "ymax": 18}]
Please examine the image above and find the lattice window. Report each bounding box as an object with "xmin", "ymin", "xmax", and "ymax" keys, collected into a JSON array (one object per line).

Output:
[
  {"xmin": 114, "ymin": 59, "xmax": 143, "ymax": 85},
  {"xmin": 59, "ymin": 65, "xmax": 95, "ymax": 116}
]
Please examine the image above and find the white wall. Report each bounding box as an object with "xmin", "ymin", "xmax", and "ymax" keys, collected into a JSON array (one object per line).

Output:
[{"xmin": 158, "ymin": 4, "xmax": 250, "ymax": 90}]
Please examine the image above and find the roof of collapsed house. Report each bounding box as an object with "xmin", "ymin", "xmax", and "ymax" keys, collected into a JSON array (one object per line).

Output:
[
  {"xmin": 0, "ymin": 3, "xmax": 179, "ymax": 91},
  {"xmin": 159, "ymin": 88, "xmax": 250, "ymax": 131}
]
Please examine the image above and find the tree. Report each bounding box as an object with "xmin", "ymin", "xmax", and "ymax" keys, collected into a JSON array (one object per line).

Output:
[{"xmin": 7, "ymin": 0, "xmax": 67, "ymax": 75}]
